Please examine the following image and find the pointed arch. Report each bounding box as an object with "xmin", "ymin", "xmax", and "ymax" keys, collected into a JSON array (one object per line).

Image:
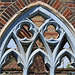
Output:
[
  {"xmin": 28, "ymin": 49, "xmax": 51, "ymax": 74},
  {"xmin": 28, "ymin": 49, "xmax": 51, "ymax": 66},
  {"xmin": 0, "ymin": 1, "xmax": 75, "ymax": 55},
  {"xmin": 0, "ymin": 1, "xmax": 75, "ymax": 75},
  {"xmin": 55, "ymin": 49, "xmax": 75, "ymax": 68},
  {"xmin": 0, "ymin": 49, "xmax": 23, "ymax": 68}
]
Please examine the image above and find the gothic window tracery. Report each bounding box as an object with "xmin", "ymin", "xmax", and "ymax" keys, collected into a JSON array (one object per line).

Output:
[{"xmin": 0, "ymin": 6, "xmax": 75, "ymax": 75}]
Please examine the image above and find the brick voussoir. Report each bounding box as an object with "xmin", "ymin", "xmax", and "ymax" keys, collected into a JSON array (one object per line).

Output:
[
  {"xmin": 15, "ymin": 1, "xmax": 23, "ymax": 9},
  {"xmin": 63, "ymin": 9, "xmax": 71, "ymax": 16},
  {"xmin": 0, "ymin": 18, "xmax": 6, "ymax": 25},
  {"xmin": 52, "ymin": 0, "xmax": 59, "ymax": 8},
  {"xmin": 8, "ymin": 7, "xmax": 15, "ymax": 15},
  {"xmin": 13, "ymin": 3, "xmax": 20, "ymax": 11},
  {"xmin": 65, "ymin": 11, "xmax": 72, "ymax": 19},
  {"xmin": 55, "ymin": 2, "xmax": 62, "ymax": 10},
  {"xmin": 72, "ymin": 21, "xmax": 75, "ymax": 25},
  {"xmin": 3, "ymin": 12, "xmax": 10, "ymax": 19},
  {"xmin": 5, "ymin": 9, "xmax": 12, "ymax": 17},
  {"xmin": 19, "ymin": 0, "xmax": 25, "ymax": 7},
  {"xmin": 10, "ymin": 5, "xmax": 18, "ymax": 13},
  {"xmin": 0, "ymin": 2, "xmax": 11, "ymax": 6},
  {"xmin": 67, "ymin": 4, "xmax": 75, "ymax": 7}
]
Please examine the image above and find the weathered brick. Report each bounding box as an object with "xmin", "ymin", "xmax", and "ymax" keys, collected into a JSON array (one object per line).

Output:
[
  {"xmin": 19, "ymin": 0, "xmax": 25, "ymax": 7},
  {"xmin": 22, "ymin": 0, "xmax": 28, "ymax": 5},
  {"xmin": 55, "ymin": 2, "xmax": 62, "ymax": 10},
  {"xmin": 52, "ymin": 0, "xmax": 59, "ymax": 8},
  {"xmin": 0, "ymin": 3, "xmax": 3, "ymax": 6},
  {"xmin": 0, "ymin": 0, "xmax": 75, "ymax": 31},
  {"xmin": 0, "ymin": 1, "xmax": 75, "ymax": 74},
  {"xmin": 63, "ymin": 9, "xmax": 70, "ymax": 16},
  {"xmin": 26, "ymin": 0, "xmax": 31, "ymax": 4},
  {"xmin": 67, "ymin": 4, "xmax": 75, "ymax": 7},
  {"xmin": 10, "ymin": 5, "xmax": 18, "ymax": 13},
  {"xmin": 1, "ymin": 0, "xmax": 11, "ymax": 2},
  {"xmin": 65, "ymin": 11, "xmax": 72, "ymax": 18},
  {"xmin": 47, "ymin": 0, "xmax": 51, "ymax": 4},
  {"xmin": 15, "ymin": 1, "xmax": 23, "ymax": 9},
  {"xmin": 5, "ymin": 9, "xmax": 12, "ymax": 17},
  {"xmin": 50, "ymin": 0, "xmax": 56, "ymax": 6},
  {"xmin": 8, "ymin": 7, "xmax": 15, "ymax": 15},
  {"xmin": 1, "ymin": 15, "xmax": 8, "ymax": 22},
  {"xmin": 30, "ymin": 0, "xmax": 34, "ymax": 2},
  {"xmin": 0, "ymin": 9, "xmax": 3, "ymax": 12},
  {"xmin": 3, "ymin": 12, "xmax": 10, "ymax": 19},
  {"xmin": 13, "ymin": 3, "xmax": 20, "ymax": 11},
  {"xmin": 67, "ymin": 13, "xmax": 75, "ymax": 21},
  {"xmin": 1, "ymin": 6, "xmax": 7, "ymax": 9},
  {"xmin": 1, "ymin": 2, "xmax": 11, "ymax": 6}
]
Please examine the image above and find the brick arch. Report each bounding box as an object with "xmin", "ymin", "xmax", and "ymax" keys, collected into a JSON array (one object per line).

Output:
[
  {"xmin": 0, "ymin": 0, "xmax": 75, "ymax": 31},
  {"xmin": 0, "ymin": 0, "xmax": 75, "ymax": 30},
  {"xmin": 0, "ymin": 0, "xmax": 75, "ymax": 38}
]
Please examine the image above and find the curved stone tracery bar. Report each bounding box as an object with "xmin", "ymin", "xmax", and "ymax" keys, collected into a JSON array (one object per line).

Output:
[{"xmin": 0, "ymin": 1, "xmax": 75, "ymax": 75}]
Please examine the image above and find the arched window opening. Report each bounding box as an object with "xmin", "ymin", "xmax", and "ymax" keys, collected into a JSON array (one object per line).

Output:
[
  {"xmin": 7, "ymin": 38, "xmax": 18, "ymax": 50},
  {"xmin": 55, "ymin": 36, "xmax": 75, "ymax": 74},
  {"xmin": 6, "ymin": 38, "xmax": 20, "ymax": 53},
  {"xmin": 0, "ymin": 5, "xmax": 75, "ymax": 75},
  {"xmin": 57, "ymin": 56, "xmax": 74, "ymax": 69},
  {"xmin": 1, "ymin": 37, "xmax": 23, "ymax": 75},
  {"xmin": 63, "ymin": 42, "xmax": 72, "ymax": 51},
  {"xmin": 56, "ymin": 56, "xmax": 75, "ymax": 75},
  {"xmin": 56, "ymin": 37, "xmax": 73, "ymax": 56}
]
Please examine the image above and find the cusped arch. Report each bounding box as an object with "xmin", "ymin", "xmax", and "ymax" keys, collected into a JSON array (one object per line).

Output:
[
  {"xmin": 0, "ymin": 49, "xmax": 23, "ymax": 69},
  {"xmin": 55, "ymin": 49, "xmax": 75, "ymax": 68},
  {"xmin": 0, "ymin": 2, "xmax": 75, "ymax": 55},
  {"xmin": 28, "ymin": 49, "xmax": 51, "ymax": 73},
  {"xmin": 28, "ymin": 48, "xmax": 51, "ymax": 64},
  {"xmin": 0, "ymin": 1, "xmax": 75, "ymax": 75}
]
